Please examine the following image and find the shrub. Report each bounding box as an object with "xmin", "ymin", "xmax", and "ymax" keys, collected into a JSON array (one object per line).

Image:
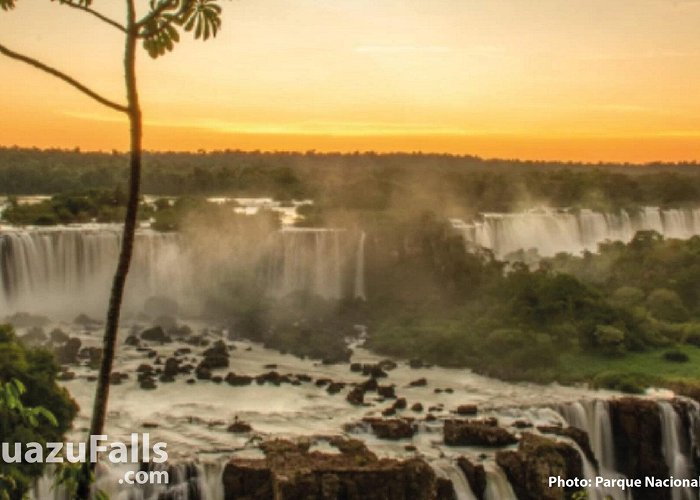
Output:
[
  {"xmin": 646, "ymin": 288, "xmax": 689, "ymax": 323},
  {"xmin": 663, "ymin": 350, "xmax": 690, "ymax": 363}
]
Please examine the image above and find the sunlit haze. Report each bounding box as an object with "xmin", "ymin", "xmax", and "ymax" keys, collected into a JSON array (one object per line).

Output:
[{"xmin": 3, "ymin": 0, "xmax": 700, "ymax": 162}]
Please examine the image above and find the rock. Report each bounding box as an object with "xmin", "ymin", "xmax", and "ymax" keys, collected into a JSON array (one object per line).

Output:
[
  {"xmin": 608, "ymin": 398, "xmax": 670, "ymax": 500},
  {"xmin": 411, "ymin": 403, "xmax": 424, "ymax": 412},
  {"xmin": 174, "ymin": 347, "xmax": 192, "ymax": 357},
  {"xmin": 263, "ymin": 364, "xmax": 278, "ymax": 369},
  {"xmin": 513, "ymin": 420, "xmax": 532, "ymax": 429},
  {"xmin": 186, "ymin": 378, "xmax": 196, "ymax": 385},
  {"xmin": 78, "ymin": 347, "xmax": 102, "ymax": 369},
  {"xmin": 226, "ymin": 373, "xmax": 253, "ymax": 386},
  {"xmin": 228, "ymin": 418, "xmax": 253, "ymax": 433},
  {"xmin": 537, "ymin": 425, "xmax": 598, "ymax": 469},
  {"xmin": 198, "ymin": 354, "xmax": 229, "ymax": 371},
  {"xmin": 455, "ymin": 404, "xmax": 477, "ymax": 416},
  {"xmin": 124, "ymin": 334, "xmax": 140, "ymax": 346},
  {"xmin": 326, "ymin": 382, "xmax": 345, "ymax": 395},
  {"xmin": 163, "ymin": 357, "xmax": 180, "ymax": 378},
  {"xmin": 74, "ymin": 313, "xmax": 101, "ymax": 327},
  {"xmin": 382, "ymin": 407, "xmax": 396, "ymax": 417},
  {"xmin": 366, "ymin": 418, "xmax": 416, "ymax": 440},
  {"xmin": 436, "ymin": 477, "xmax": 456, "ymax": 500},
  {"xmin": 169, "ymin": 324, "xmax": 193, "ymax": 338},
  {"xmin": 409, "ymin": 358, "xmax": 424, "ymax": 369},
  {"xmin": 142, "ymin": 421, "xmax": 159, "ymax": 429},
  {"xmin": 222, "ymin": 438, "xmax": 439, "ymax": 499},
  {"xmin": 141, "ymin": 326, "xmax": 171, "ymax": 343},
  {"xmin": 350, "ymin": 362, "xmax": 362, "ymax": 372},
  {"xmin": 393, "ymin": 398, "xmax": 407, "ymax": 410},
  {"xmin": 159, "ymin": 373, "xmax": 175, "ymax": 383},
  {"xmin": 199, "ymin": 341, "xmax": 230, "ymax": 370},
  {"xmin": 57, "ymin": 370, "xmax": 75, "ymax": 381},
  {"xmin": 496, "ymin": 433, "xmax": 582, "ymax": 500},
  {"xmin": 378, "ymin": 359, "xmax": 398, "ymax": 371},
  {"xmin": 211, "ymin": 376, "xmax": 223, "ymax": 384},
  {"xmin": 346, "ymin": 387, "xmax": 365, "ymax": 406},
  {"xmin": 109, "ymin": 372, "xmax": 124, "ymax": 385},
  {"xmin": 257, "ymin": 371, "xmax": 291, "ymax": 386},
  {"xmin": 20, "ymin": 327, "xmax": 47, "ymax": 346},
  {"xmin": 361, "ymin": 364, "xmax": 388, "ymax": 378},
  {"xmin": 152, "ymin": 315, "xmax": 177, "ymax": 331},
  {"xmin": 457, "ymin": 457, "xmax": 486, "ymax": 500},
  {"xmin": 139, "ymin": 377, "xmax": 157, "ymax": 390},
  {"xmin": 136, "ymin": 363, "xmax": 154, "ymax": 374},
  {"xmin": 409, "ymin": 378, "xmax": 427, "ymax": 387},
  {"xmin": 443, "ymin": 420, "xmax": 517, "ymax": 447},
  {"xmin": 360, "ymin": 377, "xmax": 378, "ymax": 392},
  {"xmin": 377, "ymin": 385, "xmax": 396, "ymax": 399},
  {"xmin": 315, "ymin": 378, "xmax": 331, "ymax": 387},
  {"xmin": 196, "ymin": 366, "xmax": 212, "ymax": 380},
  {"xmin": 49, "ymin": 328, "xmax": 69, "ymax": 344},
  {"xmin": 54, "ymin": 337, "xmax": 82, "ymax": 364},
  {"xmin": 425, "ymin": 414, "xmax": 437, "ymax": 422}
]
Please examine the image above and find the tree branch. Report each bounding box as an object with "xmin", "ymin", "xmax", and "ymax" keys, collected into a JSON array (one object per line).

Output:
[
  {"xmin": 136, "ymin": 0, "xmax": 177, "ymax": 28},
  {"xmin": 0, "ymin": 43, "xmax": 128, "ymax": 113},
  {"xmin": 59, "ymin": 2, "xmax": 127, "ymax": 33}
]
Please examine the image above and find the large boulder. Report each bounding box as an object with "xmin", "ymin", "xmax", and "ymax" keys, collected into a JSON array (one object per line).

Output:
[
  {"xmin": 141, "ymin": 326, "xmax": 171, "ymax": 343},
  {"xmin": 443, "ymin": 420, "xmax": 517, "ymax": 447},
  {"xmin": 608, "ymin": 398, "xmax": 670, "ymax": 500},
  {"xmin": 496, "ymin": 433, "xmax": 582, "ymax": 500},
  {"xmin": 456, "ymin": 457, "xmax": 486, "ymax": 500},
  {"xmin": 365, "ymin": 418, "xmax": 416, "ymax": 440},
  {"xmin": 222, "ymin": 438, "xmax": 440, "ymax": 499}
]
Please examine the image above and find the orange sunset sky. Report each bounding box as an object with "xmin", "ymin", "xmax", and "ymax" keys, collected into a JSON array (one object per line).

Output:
[{"xmin": 2, "ymin": 0, "xmax": 700, "ymax": 162}]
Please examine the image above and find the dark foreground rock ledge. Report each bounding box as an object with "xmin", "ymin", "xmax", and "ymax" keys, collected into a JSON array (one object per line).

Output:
[{"xmin": 222, "ymin": 437, "xmax": 450, "ymax": 500}]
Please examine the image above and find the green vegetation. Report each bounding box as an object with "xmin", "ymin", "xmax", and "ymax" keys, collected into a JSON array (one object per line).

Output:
[
  {"xmin": 359, "ymin": 214, "xmax": 700, "ymax": 393},
  {"xmin": 3, "ymin": 147, "xmax": 700, "ymax": 217},
  {"xmin": 2, "ymin": 187, "xmax": 150, "ymax": 225},
  {"xmin": 0, "ymin": 325, "xmax": 77, "ymax": 499}
]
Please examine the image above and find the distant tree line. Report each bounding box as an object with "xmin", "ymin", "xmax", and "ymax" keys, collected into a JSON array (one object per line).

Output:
[{"xmin": 2, "ymin": 147, "xmax": 700, "ymax": 215}]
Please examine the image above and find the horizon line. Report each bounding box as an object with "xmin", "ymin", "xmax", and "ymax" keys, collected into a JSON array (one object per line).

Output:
[{"xmin": 3, "ymin": 144, "xmax": 700, "ymax": 168}]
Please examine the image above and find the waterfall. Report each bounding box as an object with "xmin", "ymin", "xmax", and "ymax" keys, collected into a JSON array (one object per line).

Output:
[
  {"xmin": 658, "ymin": 401, "xmax": 696, "ymax": 500},
  {"xmin": 32, "ymin": 461, "xmax": 223, "ymax": 500},
  {"xmin": 431, "ymin": 460, "xmax": 478, "ymax": 500},
  {"xmin": 453, "ymin": 207, "xmax": 700, "ymax": 259},
  {"xmin": 354, "ymin": 231, "xmax": 366, "ymax": 300},
  {"xmin": 269, "ymin": 227, "xmax": 345, "ymax": 299},
  {"xmin": 483, "ymin": 463, "xmax": 517, "ymax": 500},
  {"xmin": 557, "ymin": 400, "xmax": 629, "ymax": 500},
  {"xmin": 0, "ymin": 226, "xmax": 183, "ymax": 317},
  {"xmin": 1, "ymin": 224, "xmax": 365, "ymax": 318}
]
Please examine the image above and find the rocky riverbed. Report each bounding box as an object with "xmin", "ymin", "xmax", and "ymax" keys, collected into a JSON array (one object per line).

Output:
[{"xmin": 17, "ymin": 315, "xmax": 695, "ymax": 500}]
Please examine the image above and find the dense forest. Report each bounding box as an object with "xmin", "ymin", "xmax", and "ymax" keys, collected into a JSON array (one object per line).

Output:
[
  {"xmin": 4, "ymin": 147, "xmax": 700, "ymax": 399},
  {"xmin": 3, "ymin": 147, "xmax": 700, "ymax": 217}
]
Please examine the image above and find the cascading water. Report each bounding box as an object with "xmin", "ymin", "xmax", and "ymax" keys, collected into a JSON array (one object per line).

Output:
[
  {"xmin": 0, "ymin": 226, "xmax": 183, "ymax": 317},
  {"xmin": 431, "ymin": 460, "xmax": 478, "ymax": 500},
  {"xmin": 659, "ymin": 401, "xmax": 696, "ymax": 500},
  {"xmin": 354, "ymin": 231, "xmax": 366, "ymax": 300},
  {"xmin": 266, "ymin": 227, "xmax": 345, "ymax": 299},
  {"xmin": 0, "ymin": 225, "xmax": 368, "ymax": 317},
  {"xmin": 453, "ymin": 207, "xmax": 700, "ymax": 259},
  {"xmin": 483, "ymin": 463, "xmax": 518, "ymax": 500}
]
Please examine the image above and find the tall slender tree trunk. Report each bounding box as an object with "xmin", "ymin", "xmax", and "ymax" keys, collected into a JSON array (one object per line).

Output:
[{"xmin": 77, "ymin": 0, "xmax": 141, "ymax": 497}]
